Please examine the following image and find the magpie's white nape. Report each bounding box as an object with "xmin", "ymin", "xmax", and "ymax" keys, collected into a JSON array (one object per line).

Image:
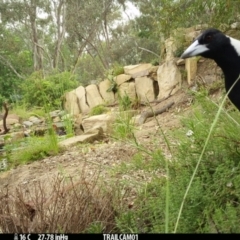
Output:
[{"xmin": 181, "ymin": 28, "xmax": 240, "ymax": 111}]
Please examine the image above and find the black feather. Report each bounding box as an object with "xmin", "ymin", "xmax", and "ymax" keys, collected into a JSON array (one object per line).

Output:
[{"xmin": 181, "ymin": 28, "xmax": 240, "ymax": 110}]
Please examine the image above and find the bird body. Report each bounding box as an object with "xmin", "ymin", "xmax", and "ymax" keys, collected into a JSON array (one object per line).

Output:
[{"xmin": 181, "ymin": 28, "xmax": 240, "ymax": 110}]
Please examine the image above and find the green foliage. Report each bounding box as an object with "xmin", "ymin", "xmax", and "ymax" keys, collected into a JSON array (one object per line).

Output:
[
  {"xmin": 84, "ymin": 222, "xmax": 104, "ymax": 233},
  {"xmin": 115, "ymin": 94, "xmax": 240, "ymax": 233},
  {"xmin": 133, "ymin": 0, "xmax": 240, "ymax": 45},
  {"xmin": 118, "ymin": 94, "xmax": 132, "ymax": 111},
  {"xmin": 62, "ymin": 113, "xmax": 75, "ymax": 137},
  {"xmin": 11, "ymin": 104, "xmax": 47, "ymax": 120},
  {"xmin": 112, "ymin": 86, "xmax": 136, "ymax": 141},
  {"xmin": 112, "ymin": 112, "xmax": 135, "ymax": 140},
  {"xmin": 0, "ymin": 65, "xmax": 22, "ymax": 106},
  {"xmin": 22, "ymin": 71, "xmax": 78, "ymax": 109},
  {"xmin": 106, "ymin": 71, "xmax": 118, "ymax": 94},
  {"xmin": 6, "ymin": 134, "xmax": 60, "ymax": 168},
  {"xmin": 105, "ymin": 63, "xmax": 124, "ymax": 94},
  {"xmin": 75, "ymin": 53, "xmax": 106, "ymax": 86},
  {"xmin": 89, "ymin": 105, "xmax": 107, "ymax": 116},
  {"xmin": 111, "ymin": 63, "xmax": 124, "ymax": 76}
]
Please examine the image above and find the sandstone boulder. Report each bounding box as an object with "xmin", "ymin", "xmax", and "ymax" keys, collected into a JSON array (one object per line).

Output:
[
  {"xmin": 59, "ymin": 127, "xmax": 103, "ymax": 148},
  {"xmin": 118, "ymin": 82, "xmax": 136, "ymax": 101},
  {"xmin": 114, "ymin": 74, "xmax": 131, "ymax": 86},
  {"xmin": 64, "ymin": 90, "xmax": 80, "ymax": 115},
  {"xmin": 99, "ymin": 79, "xmax": 115, "ymax": 103},
  {"xmin": 185, "ymin": 30, "xmax": 201, "ymax": 43},
  {"xmin": 176, "ymin": 59, "xmax": 185, "ymax": 66},
  {"xmin": 124, "ymin": 64, "xmax": 153, "ymax": 78},
  {"xmin": 75, "ymin": 86, "xmax": 90, "ymax": 113},
  {"xmin": 135, "ymin": 76, "xmax": 155, "ymax": 102},
  {"xmin": 185, "ymin": 57, "xmax": 197, "ymax": 85},
  {"xmin": 165, "ymin": 37, "xmax": 177, "ymax": 61},
  {"xmin": 85, "ymin": 84, "xmax": 104, "ymax": 109},
  {"xmin": 149, "ymin": 66, "xmax": 159, "ymax": 81},
  {"xmin": 157, "ymin": 60, "xmax": 181, "ymax": 99},
  {"xmin": 82, "ymin": 114, "xmax": 115, "ymax": 134},
  {"xmin": 0, "ymin": 114, "xmax": 20, "ymax": 126}
]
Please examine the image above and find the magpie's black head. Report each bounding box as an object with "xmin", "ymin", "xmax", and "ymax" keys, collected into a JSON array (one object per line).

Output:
[
  {"xmin": 181, "ymin": 28, "xmax": 240, "ymax": 111},
  {"xmin": 181, "ymin": 28, "xmax": 231, "ymax": 59}
]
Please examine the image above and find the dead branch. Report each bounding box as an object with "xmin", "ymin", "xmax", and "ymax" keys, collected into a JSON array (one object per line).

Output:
[
  {"xmin": 138, "ymin": 101, "xmax": 175, "ymax": 125},
  {"xmin": 0, "ymin": 102, "xmax": 9, "ymax": 135}
]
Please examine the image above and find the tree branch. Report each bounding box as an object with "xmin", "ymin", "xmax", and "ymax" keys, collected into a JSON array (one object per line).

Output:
[{"xmin": 0, "ymin": 55, "xmax": 24, "ymax": 79}]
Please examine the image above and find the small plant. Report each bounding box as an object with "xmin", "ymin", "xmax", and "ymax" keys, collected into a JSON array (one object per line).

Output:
[
  {"xmin": 111, "ymin": 63, "xmax": 124, "ymax": 76},
  {"xmin": 61, "ymin": 113, "xmax": 75, "ymax": 137},
  {"xmin": 89, "ymin": 105, "xmax": 107, "ymax": 116},
  {"xmin": 106, "ymin": 73, "xmax": 118, "ymax": 94},
  {"xmin": 112, "ymin": 111, "xmax": 136, "ymax": 140},
  {"xmin": 118, "ymin": 94, "xmax": 132, "ymax": 111}
]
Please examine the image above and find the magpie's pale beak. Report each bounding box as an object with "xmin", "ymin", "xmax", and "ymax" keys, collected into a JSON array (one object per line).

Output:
[{"xmin": 181, "ymin": 40, "xmax": 209, "ymax": 59}]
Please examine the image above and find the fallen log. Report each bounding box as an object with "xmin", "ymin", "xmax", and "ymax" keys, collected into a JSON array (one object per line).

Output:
[{"xmin": 138, "ymin": 101, "xmax": 174, "ymax": 125}]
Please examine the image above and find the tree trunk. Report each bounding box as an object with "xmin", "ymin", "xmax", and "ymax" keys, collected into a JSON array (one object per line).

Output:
[
  {"xmin": 53, "ymin": 0, "xmax": 66, "ymax": 69},
  {"xmin": 29, "ymin": 0, "xmax": 43, "ymax": 71}
]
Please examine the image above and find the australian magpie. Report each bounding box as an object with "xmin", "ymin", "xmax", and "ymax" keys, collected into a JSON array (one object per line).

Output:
[{"xmin": 181, "ymin": 28, "xmax": 240, "ymax": 111}]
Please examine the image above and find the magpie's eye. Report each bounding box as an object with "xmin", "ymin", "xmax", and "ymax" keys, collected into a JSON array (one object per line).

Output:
[{"xmin": 205, "ymin": 35, "xmax": 213, "ymax": 42}]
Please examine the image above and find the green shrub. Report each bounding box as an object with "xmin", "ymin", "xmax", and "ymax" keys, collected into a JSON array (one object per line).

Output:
[
  {"xmin": 89, "ymin": 105, "xmax": 107, "ymax": 116},
  {"xmin": 21, "ymin": 71, "xmax": 78, "ymax": 109},
  {"xmin": 112, "ymin": 63, "xmax": 124, "ymax": 76},
  {"xmin": 115, "ymin": 94, "xmax": 240, "ymax": 233},
  {"xmin": 118, "ymin": 94, "xmax": 132, "ymax": 111}
]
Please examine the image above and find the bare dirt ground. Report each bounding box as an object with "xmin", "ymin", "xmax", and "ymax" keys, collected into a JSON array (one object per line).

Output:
[{"xmin": 0, "ymin": 90, "xmax": 190, "ymax": 191}]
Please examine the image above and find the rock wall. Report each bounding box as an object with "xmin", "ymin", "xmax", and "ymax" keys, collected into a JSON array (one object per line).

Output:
[{"xmin": 64, "ymin": 23, "xmax": 240, "ymax": 116}]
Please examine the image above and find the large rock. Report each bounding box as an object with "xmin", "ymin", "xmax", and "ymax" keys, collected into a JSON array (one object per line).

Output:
[
  {"xmin": 135, "ymin": 77, "xmax": 155, "ymax": 102},
  {"xmin": 98, "ymin": 79, "xmax": 115, "ymax": 103},
  {"xmin": 82, "ymin": 114, "xmax": 115, "ymax": 134},
  {"xmin": 0, "ymin": 131, "xmax": 25, "ymax": 146},
  {"xmin": 75, "ymin": 86, "xmax": 90, "ymax": 113},
  {"xmin": 124, "ymin": 64, "xmax": 153, "ymax": 78},
  {"xmin": 185, "ymin": 57, "xmax": 197, "ymax": 85},
  {"xmin": 157, "ymin": 60, "xmax": 181, "ymax": 99},
  {"xmin": 64, "ymin": 90, "xmax": 80, "ymax": 115},
  {"xmin": 185, "ymin": 30, "xmax": 201, "ymax": 43},
  {"xmin": 0, "ymin": 114, "xmax": 20, "ymax": 127},
  {"xmin": 114, "ymin": 74, "xmax": 131, "ymax": 86},
  {"xmin": 149, "ymin": 66, "xmax": 159, "ymax": 81},
  {"xmin": 59, "ymin": 127, "xmax": 103, "ymax": 148},
  {"xmin": 176, "ymin": 59, "xmax": 185, "ymax": 66},
  {"xmin": 231, "ymin": 22, "xmax": 240, "ymax": 30},
  {"xmin": 29, "ymin": 116, "xmax": 43, "ymax": 125},
  {"xmin": 165, "ymin": 37, "xmax": 177, "ymax": 61},
  {"xmin": 118, "ymin": 82, "xmax": 136, "ymax": 101},
  {"xmin": 85, "ymin": 84, "xmax": 104, "ymax": 109}
]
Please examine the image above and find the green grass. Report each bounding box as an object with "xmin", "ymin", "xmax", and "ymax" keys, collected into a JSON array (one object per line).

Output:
[
  {"xmin": 3, "ymin": 75, "xmax": 240, "ymax": 233},
  {"xmin": 112, "ymin": 81, "xmax": 240, "ymax": 233},
  {"xmin": 112, "ymin": 111, "xmax": 136, "ymax": 140},
  {"xmin": 11, "ymin": 104, "xmax": 47, "ymax": 120},
  {"xmin": 89, "ymin": 104, "xmax": 107, "ymax": 116},
  {"xmin": 5, "ymin": 133, "xmax": 60, "ymax": 168}
]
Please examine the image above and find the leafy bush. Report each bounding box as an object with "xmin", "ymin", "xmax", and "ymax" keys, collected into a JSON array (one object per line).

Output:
[{"xmin": 21, "ymin": 71, "xmax": 78, "ymax": 109}]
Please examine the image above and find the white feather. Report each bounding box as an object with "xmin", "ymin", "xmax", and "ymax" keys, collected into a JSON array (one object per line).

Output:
[{"xmin": 229, "ymin": 37, "xmax": 240, "ymax": 56}]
